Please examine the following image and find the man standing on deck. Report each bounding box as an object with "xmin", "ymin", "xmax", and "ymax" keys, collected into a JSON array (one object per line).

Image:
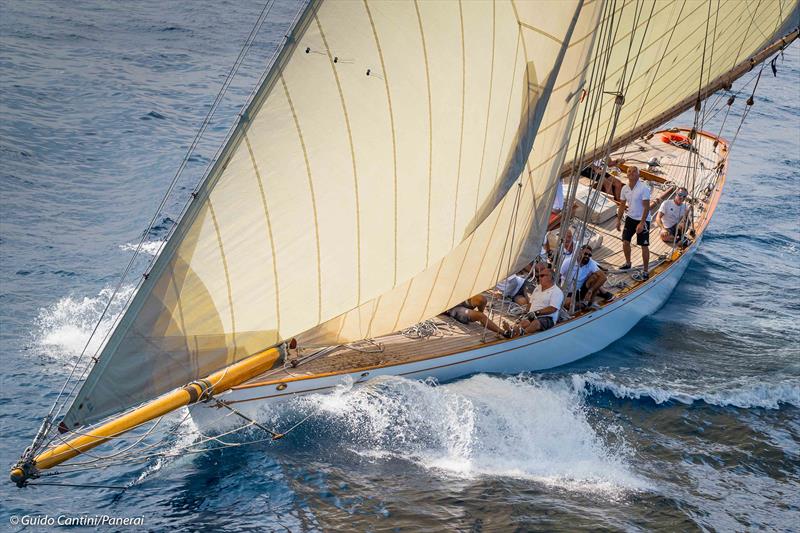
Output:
[{"xmin": 616, "ymin": 166, "xmax": 651, "ymax": 279}]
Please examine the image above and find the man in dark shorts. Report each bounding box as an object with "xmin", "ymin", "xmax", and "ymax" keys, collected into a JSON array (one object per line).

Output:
[
  {"xmin": 616, "ymin": 166, "xmax": 651, "ymax": 279},
  {"xmin": 444, "ymin": 294, "xmax": 504, "ymax": 335}
]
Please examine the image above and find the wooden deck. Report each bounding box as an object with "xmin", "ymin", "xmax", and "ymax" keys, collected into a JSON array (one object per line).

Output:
[{"xmin": 238, "ymin": 129, "xmax": 726, "ymax": 388}]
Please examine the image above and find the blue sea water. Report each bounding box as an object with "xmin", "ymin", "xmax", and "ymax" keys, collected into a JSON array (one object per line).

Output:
[{"xmin": 1, "ymin": 2, "xmax": 799, "ymax": 531}]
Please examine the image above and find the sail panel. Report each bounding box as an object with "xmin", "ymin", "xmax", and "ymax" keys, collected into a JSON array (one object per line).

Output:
[
  {"xmin": 63, "ymin": 0, "xmax": 591, "ymax": 428},
  {"xmin": 300, "ymin": 0, "xmax": 602, "ymax": 344},
  {"xmin": 562, "ymin": 0, "xmax": 799, "ymax": 170}
]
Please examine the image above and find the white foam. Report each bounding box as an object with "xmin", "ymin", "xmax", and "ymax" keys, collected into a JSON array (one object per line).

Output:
[
  {"xmin": 575, "ymin": 371, "xmax": 800, "ymax": 410},
  {"xmin": 34, "ymin": 284, "xmax": 134, "ymax": 362},
  {"xmin": 119, "ymin": 240, "xmax": 165, "ymax": 256},
  {"xmin": 295, "ymin": 374, "xmax": 646, "ymax": 495}
]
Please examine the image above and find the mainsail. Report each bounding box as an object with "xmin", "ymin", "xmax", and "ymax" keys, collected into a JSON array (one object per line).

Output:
[{"xmin": 62, "ymin": 0, "xmax": 798, "ymax": 431}]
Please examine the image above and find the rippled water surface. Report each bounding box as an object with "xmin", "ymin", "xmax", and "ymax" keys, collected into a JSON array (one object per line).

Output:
[{"xmin": 2, "ymin": 3, "xmax": 799, "ymax": 531}]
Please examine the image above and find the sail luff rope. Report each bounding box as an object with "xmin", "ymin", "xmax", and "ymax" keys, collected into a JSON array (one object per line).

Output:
[
  {"xmin": 50, "ymin": 0, "xmax": 303, "ymax": 419},
  {"xmin": 44, "ymin": 2, "xmax": 316, "ymax": 448},
  {"xmin": 34, "ymin": 0, "xmax": 284, "ymax": 456},
  {"xmin": 39, "ymin": 1, "xmax": 317, "ymax": 461}
]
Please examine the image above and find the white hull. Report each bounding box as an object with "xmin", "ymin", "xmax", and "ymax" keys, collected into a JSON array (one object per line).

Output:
[{"xmin": 219, "ymin": 240, "xmax": 700, "ymax": 409}]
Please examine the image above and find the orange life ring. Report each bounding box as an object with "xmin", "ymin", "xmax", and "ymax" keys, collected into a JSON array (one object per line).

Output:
[{"xmin": 660, "ymin": 132, "xmax": 691, "ymax": 146}]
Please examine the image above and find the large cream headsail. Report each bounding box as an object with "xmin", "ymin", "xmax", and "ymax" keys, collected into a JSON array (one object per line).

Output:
[
  {"xmin": 62, "ymin": 0, "xmax": 600, "ymax": 429},
  {"xmin": 61, "ymin": 0, "xmax": 798, "ymax": 432}
]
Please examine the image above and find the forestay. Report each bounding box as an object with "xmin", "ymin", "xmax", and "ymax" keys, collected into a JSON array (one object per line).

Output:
[{"xmin": 63, "ymin": 0, "xmax": 798, "ymax": 430}]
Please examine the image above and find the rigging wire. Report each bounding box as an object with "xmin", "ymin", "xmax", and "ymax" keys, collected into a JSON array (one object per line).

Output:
[
  {"xmin": 36, "ymin": 0, "xmax": 285, "ymax": 454},
  {"xmin": 554, "ymin": 0, "xmax": 618, "ymax": 278},
  {"xmin": 22, "ymin": 0, "xmax": 795, "ymax": 484}
]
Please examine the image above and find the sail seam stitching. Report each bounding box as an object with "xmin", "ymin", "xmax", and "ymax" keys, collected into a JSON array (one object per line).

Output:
[
  {"xmin": 473, "ymin": 2, "xmax": 497, "ymax": 214},
  {"xmin": 413, "ymin": 0, "xmax": 434, "ymax": 268},
  {"xmin": 362, "ymin": 0, "xmax": 399, "ymax": 287},
  {"xmin": 245, "ymin": 133, "xmax": 281, "ymax": 337},
  {"xmin": 280, "ymin": 75, "xmax": 323, "ymax": 324},
  {"xmin": 314, "ymin": 15, "xmax": 362, "ymax": 306},
  {"xmin": 451, "ymin": 0, "xmax": 466, "ymax": 248},
  {"xmin": 207, "ymin": 201, "xmax": 238, "ymax": 363}
]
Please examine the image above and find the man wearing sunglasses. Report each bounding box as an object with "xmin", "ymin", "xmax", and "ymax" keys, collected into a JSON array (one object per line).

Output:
[
  {"xmin": 656, "ymin": 187, "xmax": 691, "ymax": 244},
  {"xmin": 504, "ymin": 267, "xmax": 563, "ymax": 337},
  {"xmin": 560, "ymin": 245, "xmax": 613, "ymax": 310}
]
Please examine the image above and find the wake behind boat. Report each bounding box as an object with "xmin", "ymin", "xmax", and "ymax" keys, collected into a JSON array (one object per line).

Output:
[{"xmin": 10, "ymin": 0, "xmax": 799, "ymax": 486}]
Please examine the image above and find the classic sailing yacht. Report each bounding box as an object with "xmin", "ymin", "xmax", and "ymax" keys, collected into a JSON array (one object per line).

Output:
[{"xmin": 11, "ymin": 0, "xmax": 799, "ymax": 486}]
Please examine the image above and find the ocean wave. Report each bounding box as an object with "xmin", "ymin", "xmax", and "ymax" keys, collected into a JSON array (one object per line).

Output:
[
  {"xmin": 277, "ymin": 374, "xmax": 647, "ymax": 495},
  {"xmin": 34, "ymin": 285, "xmax": 135, "ymax": 362},
  {"xmin": 574, "ymin": 372, "xmax": 800, "ymax": 410},
  {"xmin": 119, "ymin": 240, "xmax": 165, "ymax": 256}
]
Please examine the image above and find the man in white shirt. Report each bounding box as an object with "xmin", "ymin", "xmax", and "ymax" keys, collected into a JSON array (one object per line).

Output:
[
  {"xmin": 543, "ymin": 227, "xmax": 574, "ymax": 264},
  {"xmin": 656, "ymin": 187, "xmax": 691, "ymax": 244},
  {"xmin": 505, "ymin": 268, "xmax": 563, "ymax": 337},
  {"xmin": 560, "ymin": 245, "xmax": 613, "ymax": 309},
  {"xmin": 616, "ymin": 166, "xmax": 652, "ymax": 279}
]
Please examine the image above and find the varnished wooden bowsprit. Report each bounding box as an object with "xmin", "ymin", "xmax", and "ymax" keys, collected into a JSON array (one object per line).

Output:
[{"xmin": 10, "ymin": 346, "xmax": 283, "ymax": 486}]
